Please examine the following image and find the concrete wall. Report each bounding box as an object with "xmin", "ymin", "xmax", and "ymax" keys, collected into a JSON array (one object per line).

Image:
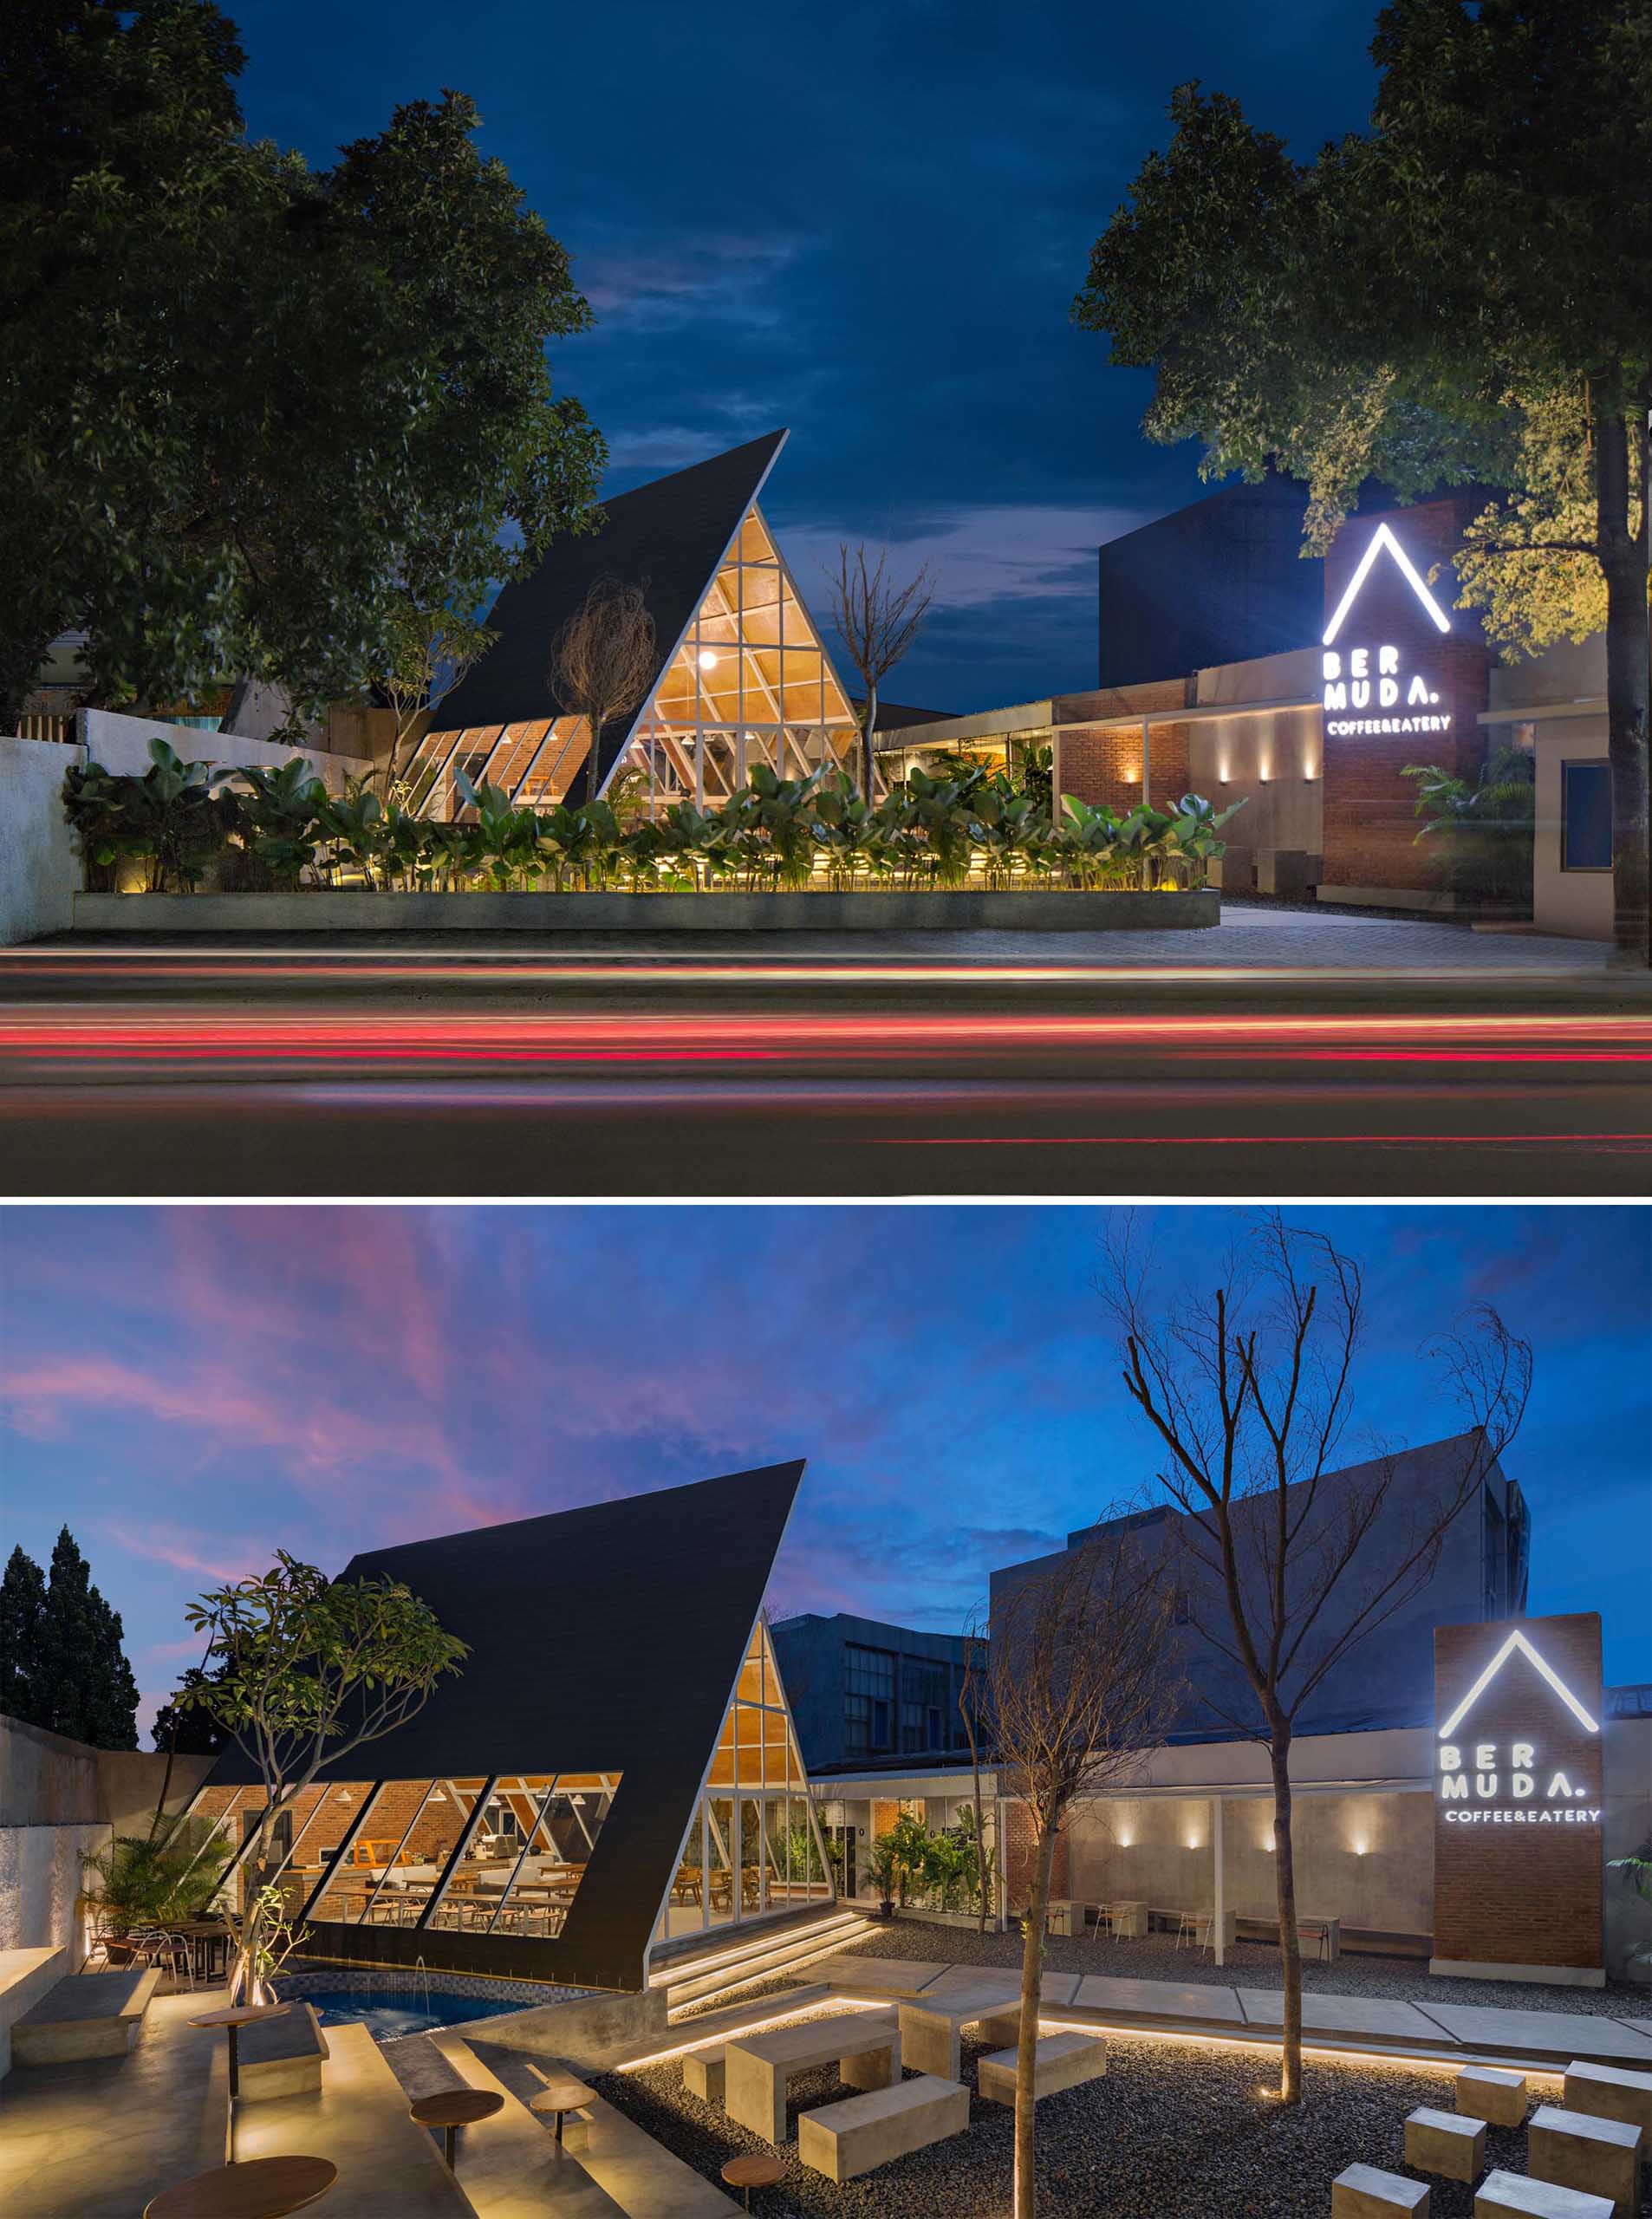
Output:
[
  {"xmin": 0, "ymin": 1718, "xmax": 216, "ymax": 1970},
  {"xmin": 481, "ymin": 1981, "xmax": 669, "ymax": 2072},
  {"xmin": 0, "ymin": 734, "xmax": 81, "ymax": 946},
  {"xmin": 1, "ymin": 711, "xmax": 373, "ymax": 946},
  {"xmin": 1532, "ymin": 719, "xmax": 1612, "ymax": 940}
]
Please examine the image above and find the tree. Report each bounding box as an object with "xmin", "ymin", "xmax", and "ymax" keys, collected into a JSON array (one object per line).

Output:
[
  {"xmin": 0, "ymin": 3, "xmax": 604, "ymax": 722},
  {"xmin": 1102, "ymin": 1213, "xmax": 1532, "ymax": 2105},
  {"xmin": 182, "ymin": 1552, "xmax": 467, "ymax": 2003},
  {"xmin": 0, "ymin": 1543, "xmax": 48, "ymax": 1724},
  {"xmin": 10, "ymin": 1528, "xmax": 141, "ymax": 1749},
  {"xmin": 986, "ymin": 1525, "xmax": 1180, "ymax": 2219},
  {"xmin": 826, "ymin": 545, "xmax": 935, "ymax": 802},
  {"xmin": 550, "ymin": 578, "xmax": 658, "ymax": 806},
  {"xmin": 1075, "ymin": 0, "xmax": 1652, "ymax": 955},
  {"xmin": 376, "ymin": 603, "xmax": 497, "ymax": 800},
  {"xmin": 958, "ymin": 1618, "xmax": 994, "ymax": 1934},
  {"xmin": 152, "ymin": 1665, "xmax": 229, "ymax": 1758}
]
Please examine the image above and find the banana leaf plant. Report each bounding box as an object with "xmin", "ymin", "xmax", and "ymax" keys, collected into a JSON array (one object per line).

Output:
[
  {"xmin": 452, "ymin": 771, "xmax": 537, "ymax": 889},
  {"xmin": 315, "ymin": 779, "xmax": 386, "ymax": 888},
  {"xmin": 234, "ymin": 758, "xmax": 328, "ymax": 889}
]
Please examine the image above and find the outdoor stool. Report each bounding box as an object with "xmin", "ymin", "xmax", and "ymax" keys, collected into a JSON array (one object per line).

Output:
[
  {"xmin": 722, "ymin": 2153, "xmax": 784, "ymax": 2209},
  {"xmin": 1331, "ymin": 2162, "xmax": 1431, "ymax": 2216},
  {"xmin": 1404, "ymin": 2105, "xmax": 1486, "ymax": 2183},
  {"xmin": 410, "ymin": 2087, "xmax": 504, "ymax": 2169}
]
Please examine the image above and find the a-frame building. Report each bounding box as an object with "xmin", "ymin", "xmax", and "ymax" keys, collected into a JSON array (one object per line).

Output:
[
  {"xmin": 184, "ymin": 1462, "xmax": 832, "ymax": 1993},
  {"xmin": 404, "ymin": 431, "xmax": 861, "ymax": 820}
]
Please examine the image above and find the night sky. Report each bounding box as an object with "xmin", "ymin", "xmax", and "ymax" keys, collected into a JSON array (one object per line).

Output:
[
  {"xmin": 1, "ymin": 1205, "xmax": 1647, "ymax": 1740},
  {"xmin": 225, "ymin": 0, "xmax": 1384, "ymax": 711}
]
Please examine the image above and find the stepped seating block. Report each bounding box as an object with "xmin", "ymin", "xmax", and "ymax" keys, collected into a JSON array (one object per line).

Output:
[
  {"xmin": 682, "ymin": 2048, "xmax": 725, "ymax": 2104},
  {"xmin": 1405, "ymin": 2105, "xmax": 1486, "ymax": 2183},
  {"xmin": 1529, "ymin": 2105, "xmax": 1643, "ymax": 2217},
  {"xmin": 797, "ymin": 2073, "xmax": 969, "ymax": 2183},
  {"xmin": 1457, "ymin": 2066, "xmax": 1530, "ymax": 2127},
  {"xmin": 12, "ymin": 1968, "xmax": 160, "ymax": 2065},
  {"xmin": 1475, "ymin": 2170, "xmax": 1616, "ymax": 2217},
  {"xmin": 238, "ymin": 2001, "xmax": 328, "ymax": 2099},
  {"xmin": 978, "ymin": 2033, "xmax": 1107, "ymax": 2105},
  {"xmin": 1332, "ymin": 2163, "xmax": 1432, "ymax": 2216},
  {"xmin": 1563, "ymin": 2060, "xmax": 1652, "ymax": 2140}
]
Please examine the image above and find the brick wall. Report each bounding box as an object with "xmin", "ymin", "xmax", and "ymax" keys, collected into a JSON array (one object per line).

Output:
[
  {"xmin": 1056, "ymin": 683, "xmax": 1194, "ymax": 816},
  {"xmin": 1003, "ymin": 1799, "xmax": 1068, "ymax": 1913},
  {"xmin": 1432, "ymin": 1613, "xmax": 1603, "ymax": 1970},
  {"xmin": 1319, "ymin": 498, "xmax": 1493, "ymax": 894}
]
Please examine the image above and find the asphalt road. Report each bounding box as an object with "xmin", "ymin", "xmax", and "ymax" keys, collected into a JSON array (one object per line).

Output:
[{"xmin": 3, "ymin": 934, "xmax": 1649, "ymax": 1197}]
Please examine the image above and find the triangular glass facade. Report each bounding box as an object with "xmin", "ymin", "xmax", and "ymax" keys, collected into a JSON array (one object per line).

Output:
[{"xmin": 651, "ymin": 1616, "xmax": 835, "ymax": 1950}]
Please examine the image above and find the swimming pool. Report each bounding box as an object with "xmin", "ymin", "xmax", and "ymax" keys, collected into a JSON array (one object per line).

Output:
[{"xmin": 289, "ymin": 1986, "xmax": 530, "ymax": 2040}]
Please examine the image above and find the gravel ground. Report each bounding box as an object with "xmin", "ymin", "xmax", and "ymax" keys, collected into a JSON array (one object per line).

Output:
[
  {"xmin": 597, "ymin": 2026, "xmax": 1652, "ymax": 2219},
  {"xmin": 830, "ymin": 1916, "xmax": 1649, "ymax": 2019}
]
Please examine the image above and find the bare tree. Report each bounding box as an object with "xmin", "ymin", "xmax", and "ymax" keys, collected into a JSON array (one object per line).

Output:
[
  {"xmin": 550, "ymin": 577, "xmax": 656, "ymax": 806},
  {"xmin": 826, "ymin": 543, "xmax": 934, "ymax": 801},
  {"xmin": 958, "ymin": 1617, "xmax": 993, "ymax": 1933},
  {"xmin": 1102, "ymin": 1211, "xmax": 1532, "ymax": 2106},
  {"xmin": 988, "ymin": 1526, "xmax": 1180, "ymax": 2219}
]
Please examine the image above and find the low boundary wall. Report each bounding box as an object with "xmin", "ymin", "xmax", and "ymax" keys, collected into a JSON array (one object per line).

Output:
[{"xmin": 69, "ymin": 887, "xmax": 1219, "ymax": 934}]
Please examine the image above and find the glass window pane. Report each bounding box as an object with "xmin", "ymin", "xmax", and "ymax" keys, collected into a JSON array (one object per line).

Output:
[{"xmin": 1563, "ymin": 760, "xmax": 1611, "ymax": 870}]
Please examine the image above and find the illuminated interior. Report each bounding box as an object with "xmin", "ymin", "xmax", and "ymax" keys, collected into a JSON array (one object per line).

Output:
[{"xmin": 405, "ymin": 504, "xmax": 860, "ymax": 823}]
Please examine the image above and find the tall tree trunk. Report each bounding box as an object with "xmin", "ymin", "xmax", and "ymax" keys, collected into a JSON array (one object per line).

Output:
[
  {"xmin": 861, "ymin": 683, "xmax": 878, "ymax": 804},
  {"xmin": 1014, "ymin": 1816, "xmax": 1057, "ymax": 2219},
  {"xmin": 1269, "ymin": 1732, "xmax": 1302, "ymax": 2105},
  {"xmin": 1595, "ymin": 411, "xmax": 1650, "ymax": 959}
]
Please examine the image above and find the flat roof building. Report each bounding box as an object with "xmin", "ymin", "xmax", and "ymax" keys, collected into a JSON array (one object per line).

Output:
[{"xmin": 767, "ymin": 1611, "xmax": 976, "ymax": 1774}]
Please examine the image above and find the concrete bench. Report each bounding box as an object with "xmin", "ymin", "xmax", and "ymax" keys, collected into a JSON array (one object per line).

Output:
[
  {"xmin": 1405, "ymin": 2105, "xmax": 1486, "ymax": 2183},
  {"xmin": 1529, "ymin": 2105, "xmax": 1643, "ymax": 2216},
  {"xmin": 1562, "ymin": 2060, "xmax": 1652, "ymax": 2141},
  {"xmin": 725, "ymin": 2010, "xmax": 900, "ymax": 2144},
  {"xmin": 1331, "ymin": 2163, "xmax": 1432, "ymax": 2216},
  {"xmin": 11, "ymin": 1968, "xmax": 161, "ymax": 2065},
  {"xmin": 1475, "ymin": 2170, "xmax": 1616, "ymax": 2217},
  {"xmin": 898, "ymin": 1982, "xmax": 1023, "ymax": 2079},
  {"xmin": 979, "ymin": 2032, "xmax": 1106, "ymax": 2105},
  {"xmin": 1456, "ymin": 2066, "xmax": 1529, "ymax": 2128},
  {"xmin": 797, "ymin": 2073, "xmax": 969, "ymax": 2183},
  {"xmin": 238, "ymin": 2001, "xmax": 329, "ymax": 2099},
  {"xmin": 682, "ymin": 2048, "xmax": 725, "ymax": 2105}
]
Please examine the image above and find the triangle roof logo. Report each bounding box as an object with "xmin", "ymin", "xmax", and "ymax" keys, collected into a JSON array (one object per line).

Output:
[
  {"xmin": 1324, "ymin": 522, "xmax": 1454, "ymax": 647},
  {"xmin": 1438, "ymin": 1629, "xmax": 1600, "ymax": 1741}
]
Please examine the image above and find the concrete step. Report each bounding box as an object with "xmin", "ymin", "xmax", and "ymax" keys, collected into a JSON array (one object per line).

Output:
[
  {"xmin": 12, "ymin": 1969, "xmax": 160, "ymax": 2066},
  {"xmin": 658, "ymin": 1912, "xmax": 870, "ymax": 2014},
  {"xmin": 0, "ymin": 1949, "xmax": 69, "ymax": 2079}
]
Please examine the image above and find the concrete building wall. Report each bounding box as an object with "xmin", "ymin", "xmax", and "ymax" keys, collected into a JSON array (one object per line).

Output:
[
  {"xmin": 0, "ymin": 735, "xmax": 81, "ymax": 946},
  {"xmin": 1532, "ymin": 719, "xmax": 1613, "ymax": 939},
  {"xmin": 769, "ymin": 1613, "xmax": 972, "ymax": 1773}
]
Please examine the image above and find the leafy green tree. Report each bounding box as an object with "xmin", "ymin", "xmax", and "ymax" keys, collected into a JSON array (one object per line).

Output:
[
  {"xmin": 0, "ymin": 1, "xmax": 603, "ymax": 722},
  {"xmin": 31, "ymin": 1527, "xmax": 140, "ymax": 1748},
  {"xmin": 0, "ymin": 1544, "xmax": 48, "ymax": 1724},
  {"xmin": 182, "ymin": 1552, "xmax": 467, "ymax": 2002},
  {"xmin": 1076, "ymin": 0, "xmax": 1651, "ymax": 953},
  {"xmin": 151, "ymin": 1666, "xmax": 229, "ymax": 1758}
]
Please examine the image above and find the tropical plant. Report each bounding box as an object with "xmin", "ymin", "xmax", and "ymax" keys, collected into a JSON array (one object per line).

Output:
[
  {"xmin": 235, "ymin": 758, "xmax": 328, "ymax": 890},
  {"xmin": 81, "ymin": 1817, "xmax": 232, "ymax": 1942},
  {"xmin": 1402, "ymin": 744, "xmax": 1535, "ymax": 912},
  {"xmin": 315, "ymin": 779, "xmax": 386, "ymax": 888},
  {"xmin": 452, "ymin": 772, "xmax": 538, "ymax": 890},
  {"xmin": 865, "ymin": 1831, "xmax": 901, "ymax": 1914},
  {"xmin": 1607, "ymin": 1839, "xmax": 1652, "ymax": 1975}
]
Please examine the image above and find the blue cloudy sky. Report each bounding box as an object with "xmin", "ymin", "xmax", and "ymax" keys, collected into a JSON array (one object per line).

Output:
[
  {"xmin": 1, "ymin": 1206, "xmax": 1647, "ymax": 1738},
  {"xmin": 225, "ymin": 0, "xmax": 1385, "ymax": 708}
]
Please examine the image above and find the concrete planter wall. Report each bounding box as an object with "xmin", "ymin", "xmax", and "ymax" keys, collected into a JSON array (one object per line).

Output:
[{"xmin": 72, "ymin": 886, "xmax": 1219, "ymax": 933}]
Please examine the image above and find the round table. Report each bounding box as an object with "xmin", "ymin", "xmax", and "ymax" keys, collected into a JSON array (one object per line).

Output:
[
  {"xmin": 721, "ymin": 2152, "xmax": 785, "ymax": 2209},
  {"xmin": 144, "ymin": 2153, "xmax": 336, "ymax": 2219},
  {"xmin": 410, "ymin": 2087, "xmax": 504, "ymax": 2168},
  {"xmin": 186, "ymin": 2002, "xmax": 290, "ymax": 2103},
  {"xmin": 529, "ymin": 2071, "xmax": 590, "ymax": 2144}
]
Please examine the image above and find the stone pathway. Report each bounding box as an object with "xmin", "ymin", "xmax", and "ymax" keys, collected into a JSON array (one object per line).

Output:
[{"xmin": 803, "ymin": 1952, "xmax": 1652, "ymax": 2071}]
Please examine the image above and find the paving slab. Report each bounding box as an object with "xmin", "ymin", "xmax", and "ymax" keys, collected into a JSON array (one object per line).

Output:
[
  {"xmin": 1622, "ymin": 2021, "xmax": 1652, "ymax": 2043},
  {"xmin": 1237, "ymin": 1989, "xmax": 1447, "ymax": 2042},
  {"xmin": 911, "ymin": 1967, "xmax": 1026, "ymax": 2008},
  {"xmin": 1415, "ymin": 2005, "xmax": 1652, "ymax": 2066},
  {"xmin": 803, "ymin": 1954, "xmax": 946, "ymax": 1996},
  {"xmin": 1072, "ymin": 1975, "xmax": 1246, "ymax": 2025}
]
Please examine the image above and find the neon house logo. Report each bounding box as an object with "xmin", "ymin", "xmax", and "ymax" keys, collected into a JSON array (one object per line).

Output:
[
  {"xmin": 1436, "ymin": 1630, "xmax": 1602, "ymax": 1829},
  {"xmin": 1322, "ymin": 524, "xmax": 1454, "ymax": 741}
]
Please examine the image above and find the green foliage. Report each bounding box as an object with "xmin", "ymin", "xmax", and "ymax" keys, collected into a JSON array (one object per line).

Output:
[
  {"xmin": 82, "ymin": 1817, "xmax": 232, "ymax": 1939},
  {"xmin": 0, "ymin": 4, "xmax": 602, "ymax": 720},
  {"xmin": 1608, "ymin": 1839, "xmax": 1652, "ymax": 1972},
  {"xmin": 1402, "ymin": 744, "xmax": 1535, "ymax": 910},
  {"xmin": 63, "ymin": 748, "xmax": 1245, "ymax": 896},
  {"xmin": 1, "ymin": 1528, "xmax": 140, "ymax": 1748},
  {"xmin": 151, "ymin": 1665, "xmax": 230, "ymax": 1757},
  {"xmin": 867, "ymin": 1809, "xmax": 996, "ymax": 1916}
]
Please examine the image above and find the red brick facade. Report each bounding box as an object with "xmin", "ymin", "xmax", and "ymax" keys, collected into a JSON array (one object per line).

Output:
[
  {"xmin": 1319, "ymin": 497, "xmax": 1493, "ymax": 893},
  {"xmin": 1003, "ymin": 1799, "xmax": 1068, "ymax": 1915},
  {"xmin": 1056, "ymin": 683, "xmax": 1191, "ymax": 817},
  {"xmin": 1432, "ymin": 1614, "xmax": 1603, "ymax": 1971}
]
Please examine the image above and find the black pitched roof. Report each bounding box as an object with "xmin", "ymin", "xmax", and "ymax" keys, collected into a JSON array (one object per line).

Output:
[
  {"xmin": 438, "ymin": 430, "xmax": 790, "ymax": 792},
  {"xmin": 202, "ymin": 1459, "xmax": 804, "ymax": 1990}
]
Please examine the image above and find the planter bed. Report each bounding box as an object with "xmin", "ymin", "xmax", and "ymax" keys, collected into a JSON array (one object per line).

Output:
[{"xmin": 71, "ymin": 887, "xmax": 1219, "ymax": 934}]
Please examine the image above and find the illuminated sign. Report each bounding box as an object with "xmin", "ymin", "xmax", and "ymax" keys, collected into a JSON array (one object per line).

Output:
[
  {"xmin": 1322, "ymin": 524, "xmax": 1454, "ymax": 740},
  {"xmin": 1434, "ymin": 1630, "xmax": 1601, "ymax": 1832}
]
